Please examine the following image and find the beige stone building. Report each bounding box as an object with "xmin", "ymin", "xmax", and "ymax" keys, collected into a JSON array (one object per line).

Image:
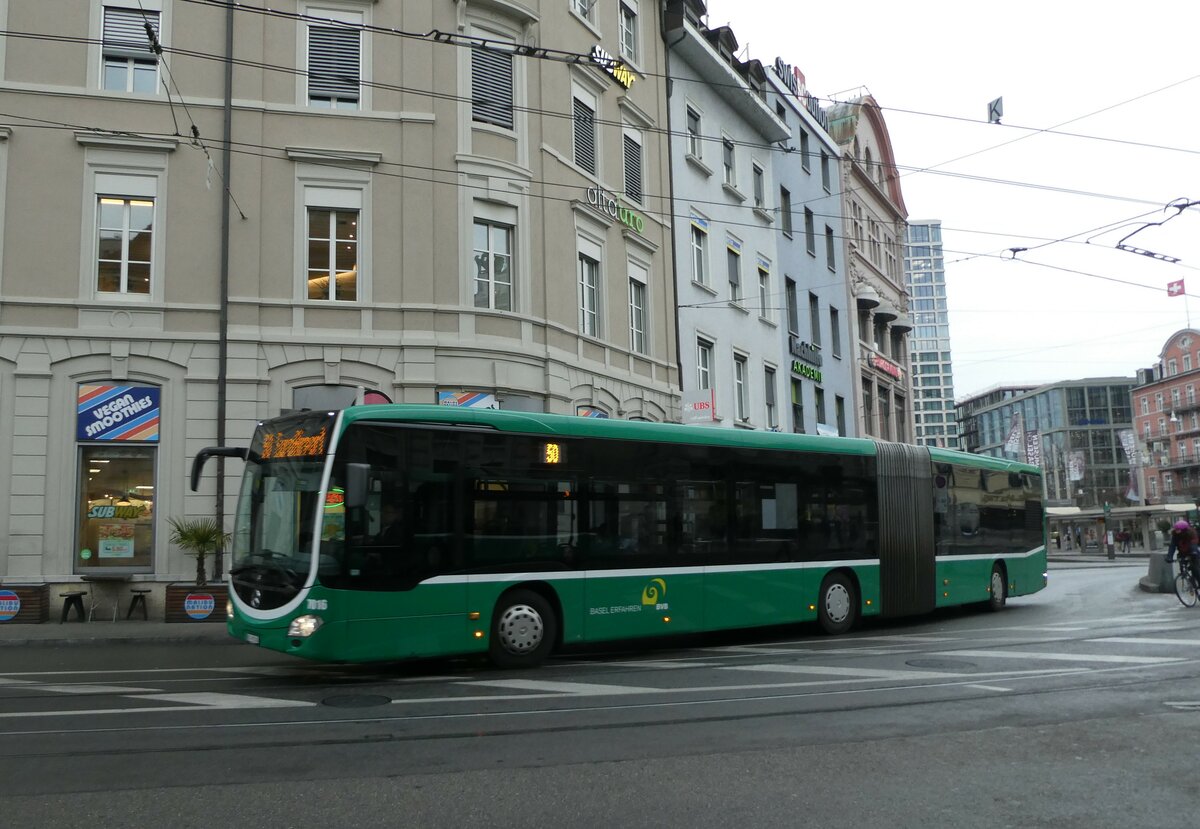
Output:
[
  {"xmin": 827, "ymin": 95, "xmax": 912, "ymax": 442},
  {"xmin": 0, "ymin": 1, "xmax": 676, "ymax": 609}
]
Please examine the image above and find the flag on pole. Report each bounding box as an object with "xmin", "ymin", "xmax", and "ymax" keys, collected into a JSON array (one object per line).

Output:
[{"xmin": 1168, "ymin": 278, "xmax": 1185, "ymax": 297}]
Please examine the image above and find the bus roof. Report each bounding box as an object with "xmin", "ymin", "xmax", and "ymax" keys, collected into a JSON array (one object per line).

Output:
[{"xmin": 327, "ymin": 404, "xmax": 1040, "ymax": 475}]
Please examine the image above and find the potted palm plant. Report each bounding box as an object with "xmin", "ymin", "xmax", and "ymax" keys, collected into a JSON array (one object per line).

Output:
[{"xmin": 165, "ymin": 517, "xmax": 230, "ymax": 623}]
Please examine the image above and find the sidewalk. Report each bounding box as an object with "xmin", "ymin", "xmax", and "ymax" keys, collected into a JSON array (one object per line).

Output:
[{"xmin": 0, "ymin": 618, "xmax": 236, "ymax": 648}]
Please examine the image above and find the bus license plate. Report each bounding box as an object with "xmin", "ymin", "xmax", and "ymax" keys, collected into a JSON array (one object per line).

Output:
[{"xmin": 246, "ymin": 633, "xmax": 259, "ymax": 644}]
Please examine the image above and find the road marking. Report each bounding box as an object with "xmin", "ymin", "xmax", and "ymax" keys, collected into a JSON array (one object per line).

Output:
[
  {"xmin": 595, "ymin": 661, "xmax": 722, "ymax": 670},
  {"xmin": 462, "ymin": 679, "xmax": 657, "ymax": 695},
  {"xmin": 1164, "ymin": 701, "xmax": 1200, "ymax": 710},
  {"xmin": 938, "ymin": 649, "xmax": 1184, "ymax": 665},
  {"xmin": 724, "ymin": 664, "xmax": 967, "ymax": 680},
  {"xmin": 393, "ymin": 675, "xmax": 471, "ymax": 683},
  {"xmin": 131, "ymin": 692, "xmax": 315, "ymax": 709},
  {"xmin": 1093, "ymin": 637, "xmax": 1200, "ymax": 646},
  {"xmin": 965, "ymin": 684, "xmax": 1011, "ymax": 692},
  {"xmin": 0, "ymin": 677, "xmax": 154, "ymax": 694}
]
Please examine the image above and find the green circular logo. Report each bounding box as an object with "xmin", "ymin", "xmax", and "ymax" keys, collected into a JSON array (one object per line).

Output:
[{"xmin": 80, "ymin": 548, "xmax": 93, "ymax": 560}]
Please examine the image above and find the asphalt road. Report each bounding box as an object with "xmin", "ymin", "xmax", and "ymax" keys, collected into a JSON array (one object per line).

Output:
[{"xmin": 3, "ymin": 562, "xmax": 1198, "ymax": 828}]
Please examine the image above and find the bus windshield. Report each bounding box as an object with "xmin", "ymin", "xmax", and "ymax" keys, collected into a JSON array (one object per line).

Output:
[{"xmin": 230, "ymin": 412, "xmax": 335, "ymax": 610}]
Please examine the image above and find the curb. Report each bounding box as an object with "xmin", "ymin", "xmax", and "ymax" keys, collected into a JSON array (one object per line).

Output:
[{"xmin": 0, "ymin": 635, "xmax": 239, "ymax": 648}]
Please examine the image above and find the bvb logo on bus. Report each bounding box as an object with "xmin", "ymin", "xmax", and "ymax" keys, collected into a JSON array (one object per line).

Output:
[{"xmin": 641, "ymin": 578, "xmax": 668, "ymax": 611}]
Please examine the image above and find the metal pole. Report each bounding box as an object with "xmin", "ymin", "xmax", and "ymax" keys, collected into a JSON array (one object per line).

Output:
[{"xmin": 214, "ymin": 2, "xmax": 234, "ymax": 580}]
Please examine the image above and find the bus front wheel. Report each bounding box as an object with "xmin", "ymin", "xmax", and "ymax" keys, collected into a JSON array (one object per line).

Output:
[
  {"xmin": 489, "ymin": 589, "xmax": 557, "ymax": 668},
  {"xmin": 817, "ymin": 572, "xmax": 858, "ymax": 635}
]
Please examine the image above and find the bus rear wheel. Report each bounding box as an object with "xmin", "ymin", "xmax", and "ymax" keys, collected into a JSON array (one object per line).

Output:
[
  {"xmin": 489, "ymin": 589, "xmax": 557, "ymax": 668},
  {"xmin": 817, "ymin": 572, "xmax": 858, "ymax": 635}
]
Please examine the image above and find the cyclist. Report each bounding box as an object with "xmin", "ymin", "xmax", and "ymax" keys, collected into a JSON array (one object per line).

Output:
[{"xmin": 1165, "ymin": 520, "xmax": 1200, "ymax": 577}]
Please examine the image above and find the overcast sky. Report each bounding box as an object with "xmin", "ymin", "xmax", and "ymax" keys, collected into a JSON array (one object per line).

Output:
[{"xmin": 703, "ymin": 0, "xmax": 1200, "ymax": 399}]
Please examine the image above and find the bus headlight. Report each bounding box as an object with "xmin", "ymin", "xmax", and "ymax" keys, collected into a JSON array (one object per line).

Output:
[
  {"xmin": 226, "ymin": 598, "xmax": 233, "ymax": 620},
  {"xmin": 287, "ymin": 615, "xmax": 324, "ymax": 638}
]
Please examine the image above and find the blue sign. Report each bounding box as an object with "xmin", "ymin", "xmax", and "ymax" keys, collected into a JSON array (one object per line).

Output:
[{"xmin": 77, "ymin": 385, "xmax": 161, "ymax": 442}]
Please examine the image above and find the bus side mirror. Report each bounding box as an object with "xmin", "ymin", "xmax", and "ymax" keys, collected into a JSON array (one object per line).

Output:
[
  {"xmin": 190, "ymin": 446, "xmax": 248, "ymax": 491},
  {"xmin": 345, "ymin": 463, "xmax": 371, "ymax": 508}
]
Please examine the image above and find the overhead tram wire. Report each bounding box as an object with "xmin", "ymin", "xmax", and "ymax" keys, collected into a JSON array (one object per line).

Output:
[
  {"xmin": 1, "ymin": 106, "xmax": 1188, "ymax": 285},
  {"xmin": 1, "ymin": 26, "xmax": 1188, "ymax": 221}
]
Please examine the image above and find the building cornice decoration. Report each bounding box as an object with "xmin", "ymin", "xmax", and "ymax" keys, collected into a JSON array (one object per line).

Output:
[
  {"xmin": 74, "ymin": 132, "xmax": 179, "ymax": 152},
  {"xmin": 285, "ymin": 147, "xmax": 383, "ymax": 166}
]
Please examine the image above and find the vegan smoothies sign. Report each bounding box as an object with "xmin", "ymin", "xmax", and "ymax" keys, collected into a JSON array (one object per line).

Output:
[{"xmin": 77, "ymin": 384, "xmax": 161, "ymax": 442}]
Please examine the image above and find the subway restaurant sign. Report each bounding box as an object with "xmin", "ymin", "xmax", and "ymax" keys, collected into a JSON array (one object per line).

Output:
[{"xmin": 77, "ymin": 384, "xmax": 160, "ymax": 442}]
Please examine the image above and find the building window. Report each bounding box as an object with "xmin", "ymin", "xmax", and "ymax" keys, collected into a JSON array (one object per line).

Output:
[
  {"xmin": 691, "ymin": 217, "xmax": 709, "ymax": 286},
  {"xmin": 1186, "ymin": 354, "xmax": 1193, "ymax": 371},
  {"xmin": 686, "ymin": 106, "xmax": 702, "ymax": 158},
  {"xmin": 780, "ymin": 187, "xmax": 792, "ymax": 236},
  {"xmin": 102, "ymin": 5, "xmax": 160, "ymax": 93},
  {"xmin": 307, "ymin": 206, "xmax": 359, "ymax": 301},
  {"xmin": 570, "ymin": 0, "xmax": 596, "ymax": 23},
  {"xmin": 1189, "ymin": 385, "xmax": 1196, "ymax": 405},
  {"xmin": 734, "ymin": 355, "xmax": 749, "ymax": 421},
  {"xmin": 623, "ymin": 129, "xmax": 643, "ymax": 204},
  {"xmin": 722, "ymin": 138, "xmax": 735, "ymax": 186},
  {"xmin": 765, "ymin": 366, "xmax": 777, "ymax": 428},
  {"xmin": 727, "ymin": 242, "xmax": 741, "ymax": 303},
  {"xmin": 791, "ymin": 379, "xmax": 804, "ymax": 433},
  {"xmin": 830, "ymin": 307, "xmax": 841, "ymax": 358},
  {"xmin": 804, "ymin": 208, "xmax": 815, "ymax": 255},
  {"xmin": 835, "ymin": 395, "xmax": 846, "ymax": 436},
  {"xmin": 808, "ymin": 292, "xmax": 821, "ymax": 346},
  {"xmin": 820, "ymin": 150, "xmax": 831, "ymax": 191},
  {"xmin": 306, "ymin": 9, "xmax": 362, "ymax": 109},
  {"xmin": 1169, "ymin": 358, "xmax": 1178, "ymax": 376},
  {"xmin": 472, "ymin": 44, "xmax": 514, "ymax": 129},
  {"xmin": 1140, "ymin": 396, "xmax": 1148, "ymax": 415},
  {"xmin": 618, "ymin": 1, "xmax": 639, "ymax": 63},
  {"xmin": 573, "ymin": 92, "xmax": 597, "ymax": 174},
  {"xmin": 77, "ymin": 441, "xmax": 156, "ymax": 573},
  {"xmin": 815, "ymin": 386, "xmax": 826, "ymax": 426},
  {"xmin": 825, "ymin": 225, "xmax": 836, "ymax": 270},
  {"xmin": 697, "ymin": 339, "xmax": 713, "ymax": 390},
  {"xmin": 799, "ymin": 130, "xmax": 810, "ymax": 171},
  {"xmin": 786, "ymin": 278, "xmax": 799, "ymax": 333},
  {"xmin": 96, "ymin": 195, "xmax": 154, "ymax": 295},
  {"xmin": 758, "ymin": 268, "xmax": 769, "ymax": 321},
  {"xmin": 629, "ymin": 261, "xmax": 647, "ymax": 354},
  {"xmin": 472, "ymin": 220, "xmax": 513, "ymax": 311},
  {"xmin": 1156, "ymin": 393, "xmax": 1164, "ymax": 411},
  {"xmin": 1173, "ymin": 388, "xmax": 1181, "ymax": 409},
  {"xmin": 752, "ymin": 164, "xmax": 765, "ymax": 208},
  {"xmin": 578, "ymin": 251, "xmax": 601, "ymax": 337}
]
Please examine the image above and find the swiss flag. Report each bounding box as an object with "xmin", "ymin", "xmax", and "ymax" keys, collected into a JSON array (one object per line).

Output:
[{"xmin": 1168, "ymin": 279, "xmax": 1186, "ymax": 297}]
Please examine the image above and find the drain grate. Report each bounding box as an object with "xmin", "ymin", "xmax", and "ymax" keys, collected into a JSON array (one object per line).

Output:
[{"xmin": 321, "ymin": 694, "xmax": 393, "ymax": 708}]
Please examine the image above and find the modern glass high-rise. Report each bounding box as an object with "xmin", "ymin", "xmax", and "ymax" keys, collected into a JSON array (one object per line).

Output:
[{"xmin": 904, "ymin": 220, "xmax": 958, "ymax": 448}]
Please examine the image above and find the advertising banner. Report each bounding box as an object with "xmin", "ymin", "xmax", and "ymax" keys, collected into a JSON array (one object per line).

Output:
[
  {"xmin": 438, "ymin": 391, "xmax": 498, "ymax": 409},
  {"xmin": 77, "ymin": 384, "xmax": 160, "ymax": 442}
]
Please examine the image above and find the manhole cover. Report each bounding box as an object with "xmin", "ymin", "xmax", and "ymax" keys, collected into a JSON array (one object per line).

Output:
[
  {"xmin": 905, "ymin": 658, "xmax": 976, "ymax": 670},
  {"xmin": 321, "ymin": 694, "xmax": 393, "ymax": 708}
]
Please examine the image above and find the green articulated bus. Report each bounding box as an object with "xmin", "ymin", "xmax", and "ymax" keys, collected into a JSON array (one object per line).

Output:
[{"xmin": 190, "ymin": 405, "xmax": 1046, "ymax": 667}]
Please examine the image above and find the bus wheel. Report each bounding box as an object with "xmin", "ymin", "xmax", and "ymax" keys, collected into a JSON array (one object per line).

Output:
[
  {"xmin": 988, "ymin": 564, "xmax": 1007, "ymax": 612},
  {"xmin": 818, "ymin": 572, "xmax": 858, "ymax": 635},
  {"xmin": 489, "ymin": 589, "xmax": 557, "ymax": 669}
]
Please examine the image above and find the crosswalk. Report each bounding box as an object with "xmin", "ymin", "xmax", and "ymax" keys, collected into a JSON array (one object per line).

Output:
[{"xmin": 2, "ymin": 610, "xmax": 1200, "ymax": 719}]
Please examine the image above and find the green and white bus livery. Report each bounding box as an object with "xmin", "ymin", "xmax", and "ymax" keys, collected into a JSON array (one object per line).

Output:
[{"xmin": 190, "ymin": 405, "xmax": 1046, "ymax": 667}]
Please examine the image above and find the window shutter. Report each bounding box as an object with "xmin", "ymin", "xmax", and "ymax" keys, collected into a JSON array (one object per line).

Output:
[
  {"xmin": 308, "ymin": 24, "xmax": 361, "ymax": 101},
  {"xmin": 472, "ymin": 47, "xmax": 514, "ymax": 129},
  {"xmin": 623, "ymin": 134, "xmax": 643, "ymax": 203},
  {"xmin": 573, "ymin": 98, "xmax": 596, "ymax": 174},
  {"xmin": 103, "ymin": 7, "xmax": 158, "ymax": 56}
]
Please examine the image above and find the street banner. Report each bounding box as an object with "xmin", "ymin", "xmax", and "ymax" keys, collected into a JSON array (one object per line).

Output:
[
  {"xmin": 77, "ymin": 384, "xmax": 160, "ymax": 442},
  {"xmin": 1024, "ymin": 430, "xmax": 1041, "ymax": 467},
  {"xmin": 1068, "ymin": 450, "xmax": 1086, "ymax": 482},
  {"xmin": 1003, "ymin": 412, "xmax": 1024, "ymax": 459}
]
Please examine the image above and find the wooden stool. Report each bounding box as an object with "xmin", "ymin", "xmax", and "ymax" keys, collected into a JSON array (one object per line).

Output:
[
  {"xmin": 126, "ymin": 588, "xmax": 150, "ymax": 620},
  {"xmin": 59, "ymin": 591, "xmax": 87, "ymax": 623}
]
